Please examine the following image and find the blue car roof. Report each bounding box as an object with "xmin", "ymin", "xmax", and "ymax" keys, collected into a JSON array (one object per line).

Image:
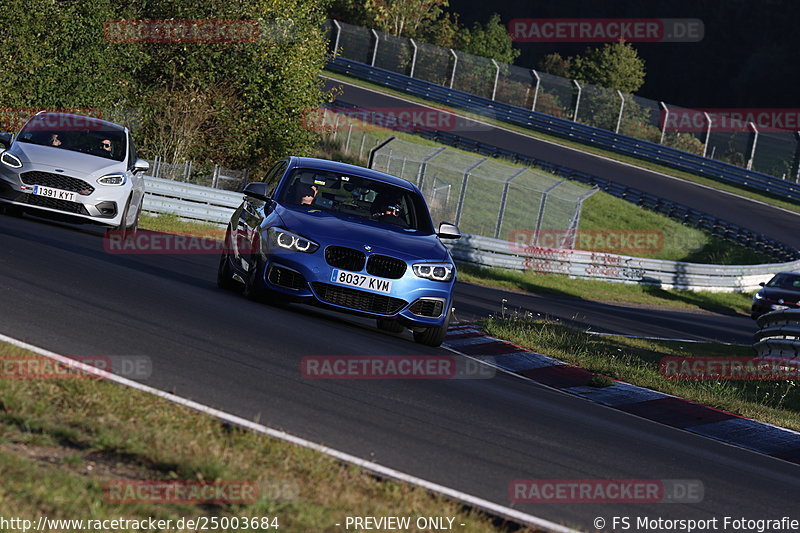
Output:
[{"xmin": 289, "ymin": 157, "xmax": 417, "ymax": 191}]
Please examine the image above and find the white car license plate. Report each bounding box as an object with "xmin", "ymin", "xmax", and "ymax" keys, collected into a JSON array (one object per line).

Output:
[
  {"xmin": 32, "ymin": 185, "xmax": 76, "ymax": 202},
  {"xmin": 331, "ymin": 269, "xmax": 392, "ymax": 294}
]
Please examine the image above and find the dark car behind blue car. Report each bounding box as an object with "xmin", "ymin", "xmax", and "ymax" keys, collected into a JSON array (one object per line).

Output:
[{"xmin": 217, "ymin": 157, "xmax": 461, "ymax": 346}]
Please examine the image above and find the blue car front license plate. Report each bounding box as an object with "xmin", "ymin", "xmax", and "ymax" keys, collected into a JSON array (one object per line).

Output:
[{"xmin": 331, "ymin": 269, "xmax": 392, "ymax": 294}]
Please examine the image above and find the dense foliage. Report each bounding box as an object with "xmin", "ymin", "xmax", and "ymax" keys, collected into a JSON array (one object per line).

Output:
[{"xmin": 0, "ymin": 0, "xmax": 330, "ymax": 173}]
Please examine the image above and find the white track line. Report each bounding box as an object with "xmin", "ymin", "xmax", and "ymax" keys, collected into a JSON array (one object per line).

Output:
[
  {"xmin": 0, "ymin": 332, "xmax": 577, "ymax": 533},
  {"xmin": 322, "ymin": 74, "xmax": 800, "ymax": 219}
]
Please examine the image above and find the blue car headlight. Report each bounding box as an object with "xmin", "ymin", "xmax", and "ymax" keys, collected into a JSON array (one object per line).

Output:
[
  {"xmin": 1, "ymin": 151, "xmax": 22, "ymax": 169},
  {"xmin": 413, "ymin": 262, "xmax": 454, "ymax": 282},
  {"xmin": 268, "ymin": 227, "xmax": 319, "ymax": 253}
]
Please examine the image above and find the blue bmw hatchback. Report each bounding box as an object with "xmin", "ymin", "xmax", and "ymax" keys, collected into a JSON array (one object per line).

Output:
[{"xmin": 217, "ymin": 157, "xmax": 461, "ymax": 346}]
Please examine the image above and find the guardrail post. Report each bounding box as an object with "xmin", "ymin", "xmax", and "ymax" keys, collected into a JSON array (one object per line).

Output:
[
  {"xmin": 494, "ymin": 168, "xmax": 526, "ymax": 238},
  {"xmin": 615, "ymin": 90, "xmax": 625, "ymax": 133},
  {"xmin": 331, "ymin": 20, "xmax": 342, "ymax": 57},
  {"xmin": 454, "ymin": 158, "xmax": 486, "ymax": 226},
  {"xmin": 449, "ymin": 49, "xmax": 458, "ymax": 89},
  {"xmin": 659, "ymin": 102, "xmax": 669, "ymax": 144},
  {"xmin": 367, "ymin": 135, "xmax": 396, "ymax": 169},
  {"xmin": 702, "ymin": 112, "xmax": 713, "ymax": 157},
  {"xmin": 370, "ymin": 29, "xmax": 379, "ymax": 67},
  {"xmin": 746, "ymin": 122, "xmax": 759, "ymax": 171},
  {"xmin": 530, "ymin": 69, "xmax": 540, "ymax": 112},
  {"xmin": 572, "ymin": 80, "xmax": 582, "ymax": 122},
  {"xmin": 409, "ymin": 39, "xmax": 418, "ymax": 77},
  {"xmin": 212, "ymin": 164, "xmax": 220, "ymax": 188},
  {"xmin": 491, "ymin": 59, "xmax": 500, "ymax": 101}
]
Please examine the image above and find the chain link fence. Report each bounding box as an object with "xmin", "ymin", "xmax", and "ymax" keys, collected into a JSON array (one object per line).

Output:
[
  {"xmin": 327, "ymin": 20, "xmax": 800, "ymax": 181},
  {"xmin": 368, "ymin": 137, "xmax": 595, "ymax": 245}
]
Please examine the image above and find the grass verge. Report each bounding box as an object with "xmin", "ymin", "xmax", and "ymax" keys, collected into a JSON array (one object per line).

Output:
[
  {"xmin": 482, "ymin": 315, "xmax": 800, "ymax": 432},
  {"xmin": 457, "ymin": 264, "xmax": 754, "ymax": 316},
  {"xmin": 0, "ymin": 340, "xmax": 530, "ymax": 532},
  {"xmin": 322, "ymin": 71, "xmax": 800, "ymax": 216}
]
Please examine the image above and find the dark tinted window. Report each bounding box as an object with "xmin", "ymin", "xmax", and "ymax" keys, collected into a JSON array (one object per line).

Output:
[
  {"xmin": 766, "ymin": 273, "xmax": 800, "ymax": 290},
  {"xmin": 16, "ymin": 115, "xmax": 126, "ymax": 162},
  {"xmin": 279, "ymin": 168, "xmax": 433, "ymax": 232}
]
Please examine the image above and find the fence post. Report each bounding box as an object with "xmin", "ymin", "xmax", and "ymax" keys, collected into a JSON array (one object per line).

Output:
[
  {"xmin": 659, "ymin": 102, "xmax": 669, "ymax": 144},
  {"xmin": 572, "ymin": 80, "xmax": 582, "ymax": 122},
  {"xmin": 615, "ymin": 90, "xmax": 625, "ymax": 133},
  {"xmin": 449, "ymin": 49, "xmax": 458, "ymax": 89},
  {"xmin": 183, "ymin": 160, "xmax": 192, "ymax": 182},
  {"xmin": 746, "ymin": 122, "xmax": 759, "ymax": 171},
  {"xmin": 703, "ymin": 112, "xmax": 712, "ymax": 157},
  {"xmin": 331, "ymin": 20, "xmax": 342, "ymax": 57},
  {"xmin": 367, "ymin": 135, "xmax": 395, "ymax": 169},
  {"xmin": 212, "ymin": 164, "xmax": 219, "ymax": 188},
  {"xmin": 791, "ymin": 132, "xmax": 800, "ymax": 182},
  {"xmin": 416, "ymin": 147, "xmax": 446, "ymax": 191},
  {"xmin": 358, "ymin": 132, "xmax": 367, "ymax": 160},
  {"xmin": 409, "ymin": 38, "xmax": 418, "ymax": 78},
  {"xmin": 242, "ymin": 168, "xmax": 249, "ymax": 185},
  {"xmin": 153, "ymin": 155, "xmax": 161, "ymax": 178},
  {"xmin": 491, "ymin": 59, "xmax": 500, "ymax": 101},
  {"xmin": 345, "ymin": 123, "xmax": 354, "ymax": 153},
  {"xmin": 494, "ymin": 168, "xmax": 526, "ymax": 239},
  {"xmin": 533, "ymin": 180, "xmax": 565, "ymax": 245},
  {"xmin": 567, "ymin": 188, "xmax": 599, "ymax": 248},
  {"xmin": 531, "ymin": 69, "xmax": 540, "ymax": 112},
  {"xmin": 454, "ymin": 158, "xmax": 486, "ymax": 226},
  {"xmin": 370, "ymin": 29, "xmax": 379, "ymax": 67}
]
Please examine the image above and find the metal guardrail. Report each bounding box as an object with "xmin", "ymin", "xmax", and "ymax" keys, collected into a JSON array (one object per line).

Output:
[
  {"xmin": 140, "ymin": 176, "xmax": 797, "ymax": 293},
  {"xmin": 448, "ymin": 234, "xmax": 800, "ymax": 292},
  {"xmin": 328, "ymin": 99, "xmax": 799, "ymax": 262},
  {"xmin": 326, "ymin": 57, "xmax": 800, "ymax": 205},
  {"xmin": 142, "ymin": 176, "xmax": 240, "ymax": 225},
  {"xmin": 754, "ymin": 309, "xmax": 800, "ymax": 358}
]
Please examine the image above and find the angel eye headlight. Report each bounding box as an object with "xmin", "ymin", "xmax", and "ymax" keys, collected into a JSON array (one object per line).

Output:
[
  {"xmin": 1, "ymin": 151, "xmax": 22, "ymax": 169},
  {"xmin": 269, "ymin": 227, "xmax": 319, "ymax": 253},
  {"xmin": 97, "ymin": 174, "xmax": 126, "ymax": 186},
  {"xmin": 413, "ymin": 262, "xmax": 454, "ymax": 282}
]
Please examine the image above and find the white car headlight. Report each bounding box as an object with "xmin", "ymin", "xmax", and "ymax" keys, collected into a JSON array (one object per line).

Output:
[
  {"xmin": 1, "ymin": 152, "xmax": 22, "ymax": 169},
  {"xmin": 413, "ymin": 262, "xmax": 454, "ymax": 282},
  {"xmin": 97, "ymin": 173, "xmax": 126, "ymax": 186},
  {"xmin": 268, "ymin": 227, "xmax": 319, "ymax": 253},
  {"xmin": 754, "ymin": 292, "xmax": 764, "ymax": 300}
]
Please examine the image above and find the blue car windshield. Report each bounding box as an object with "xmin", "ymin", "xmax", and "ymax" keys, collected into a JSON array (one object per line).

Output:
[
  {"xmin": 16, "ymin": 115, "xmax": 127, "ymax": 162},
  {"xmin": 766, "ymin": 273, "xmax": 800, "ymax": 290},
  {"xmin": 280, "ymin": 168, "xmax": 434, "ymax": 232}
]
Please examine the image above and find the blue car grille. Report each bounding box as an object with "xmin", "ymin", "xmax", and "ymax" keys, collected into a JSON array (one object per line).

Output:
[
  {"xmin": 409, "ymin": 299, "xmax": 444, "ymax": 318},
  {"xmin": 267, "ymin": 265, "xmax": 306, "ymax": 290},
  {"xmin": 312, "ymin": 282, "xmax": 407, "ymax": 315},
  {"xmin": 366, "ymin": 254, "xmax": 407, "ymax": 279},
  {"xmin": 21, "ymin": 171, "xmax": 95, "ymax": 195},
  {"xmin": 325, "ymin": 246, "xmax": 365, "ymax": 271}
]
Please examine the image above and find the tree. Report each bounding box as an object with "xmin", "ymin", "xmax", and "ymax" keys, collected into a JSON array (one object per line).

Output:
[
  {"xmin": 537, "ymin": 53, "xmax": 572, "ymax": 78},
  {"xmin": 455, "ymin": 13, "xmax": 520, "ymax": 64},
  {"xmin": 572, "ymin": 41, "xmax": 645, "ymax": 93},
  {"xmin": 365, "ymin": 0, "xmax": 449, "ymax": 37}
]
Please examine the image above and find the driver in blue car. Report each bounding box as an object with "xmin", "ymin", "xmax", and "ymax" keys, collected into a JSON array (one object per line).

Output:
[{"xmin": 294, "ymin": 183, "xmax": 318, "ymax": 206}]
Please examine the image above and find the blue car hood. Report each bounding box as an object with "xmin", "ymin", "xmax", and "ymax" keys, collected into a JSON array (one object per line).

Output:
[{"xmin": 275, "ymin": 205, "xmax": 450, "ymax": 262}]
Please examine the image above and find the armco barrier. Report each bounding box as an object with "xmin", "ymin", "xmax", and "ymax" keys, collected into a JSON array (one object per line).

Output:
[
  {"xmin": 326, "ymin": 57, "xmax": 800, "ymax": 204},
  {"xmin": 140, "ymin": 176, "xmax": 798, "ymax": 292},
  {"xmin": 447, "ymin": 233, "xmax": 800, "ymax": 293},
  {"xmin": 329, "ymin": 99, "xmax": 799, "ymax": 262},
  {"xmin": 142, "ymin": 175, "xmax": 240, "ymax": 225},
  {"xmin": 754, "ymin": 309, "xmax": 800, "ymax": 358}
]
